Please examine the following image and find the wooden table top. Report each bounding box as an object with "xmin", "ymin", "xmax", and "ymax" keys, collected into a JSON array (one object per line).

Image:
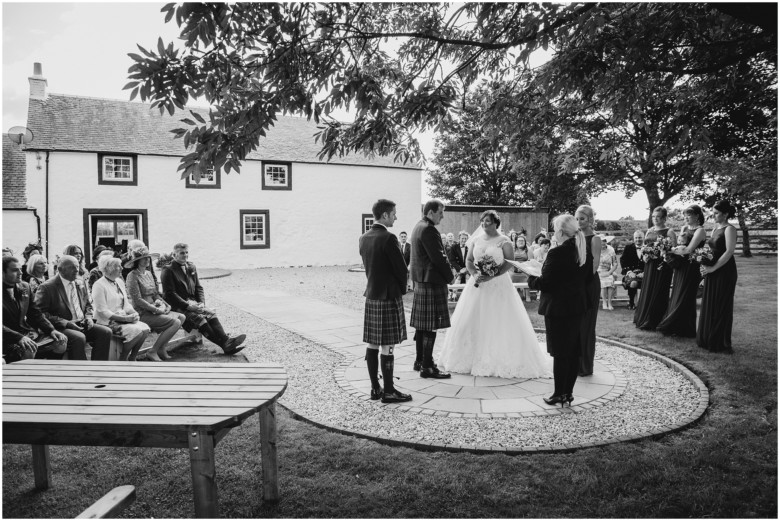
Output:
[{"xmin": 3, "ymin": 360, "xmax": 288, "ymax": 432}]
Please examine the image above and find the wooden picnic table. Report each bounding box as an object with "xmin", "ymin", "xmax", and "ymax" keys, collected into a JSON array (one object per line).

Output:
[{"xmin": 2, "ymin": 359, "xmax": 287, "ymax": 518}]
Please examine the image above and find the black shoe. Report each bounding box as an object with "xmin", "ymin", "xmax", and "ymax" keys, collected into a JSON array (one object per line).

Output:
[
  {"xmin": 420, "ymin": 366, "xmax": 451, "ymax": 379},
  {"xmin": 370, "ymin": 385, "xmax": 382, "ymax": 400},
  {"xmin": 381, "ymin": 389, "xmax": 412, "ymax": 403},
  {"xmin": 413, "ymin": 360, "xmax": 422, "ymax": 371},
  {"xmin": 543, "ymin": 394, "xmax": 566, "ymax": 406},
  {"xmin": 223, "ymin": 344, "xmax": 245, "ymax": 356},
  {"xmin": 565, "ymin": 394, "xmax": 574, "ymax": 407},
  {"xmin": 223, "ymin": 334, "xmax": 246, "ymax": 353}
]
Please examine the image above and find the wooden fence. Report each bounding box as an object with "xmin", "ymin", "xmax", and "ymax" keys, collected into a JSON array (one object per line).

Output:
[{"xmin": 606, "ymin": 228, "xmax": 777, "ymax": 255}]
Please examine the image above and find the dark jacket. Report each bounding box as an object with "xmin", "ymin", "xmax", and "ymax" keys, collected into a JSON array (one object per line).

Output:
[
  {"xmin": 3, "ymin": 281, "xmax": 55, "ymax": 345},
  {"xmin": 620, "ymin": 242, "xmax": 644, "ymax": 274},
  {"xmin": 34, "ymin": 275, "xmax": 94, "ymax": 329},
  {"xmin": 409, "ymin": 218, "xmax": 454, "ymax": 286},
  {"xmin": 400, "ymin": 241, "xmax": 411, "ymax": 267},
  {"xmin": 359, "ymin": 224, "xmax": 408, "ymax": 300},
  {"xmin": 161, "ymin": 261, "xmax": 205, "ymax": 312},
  {"xmin": 528, "ymin": 238, "xmax": 587, "ymax": 318},
  {"xmin": 447, "ymin": 243, "xmax": 468, "ymax": 273}
]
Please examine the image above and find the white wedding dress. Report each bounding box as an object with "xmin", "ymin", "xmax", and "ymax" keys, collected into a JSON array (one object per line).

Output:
[{"xmin": 439, "ymin": 234, "xmax": 553, "ymax": 379}]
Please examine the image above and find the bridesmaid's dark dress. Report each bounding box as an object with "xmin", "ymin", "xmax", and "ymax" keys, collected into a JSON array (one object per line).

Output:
[
  {"xmin": 697, "ymin": 226, "xmax": 738, "ymax": 352},
  {"xmin": 579, "ymin": 233, "xmax": 600, "ymax": 376},
  {"xmin": 657, "ymin": 229, "xmax": 705, "ymax": 337},
  {"xmin": 634, "ymin": 228, "xmax": 673, "ymax": 330}
]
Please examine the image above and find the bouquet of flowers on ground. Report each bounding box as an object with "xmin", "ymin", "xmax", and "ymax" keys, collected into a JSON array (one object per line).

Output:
[
  {"xmin": 473, "ymin": 255, "xmax": 500, "ymax": 288},
  {"xmin": 691, "ymin": 245, "xmax": 714, "ymax": 266}
]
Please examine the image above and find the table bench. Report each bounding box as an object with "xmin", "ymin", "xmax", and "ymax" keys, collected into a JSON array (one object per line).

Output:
[{"xmin": 3, "ymin": 359, "xmax": 287, "ymax": 518}]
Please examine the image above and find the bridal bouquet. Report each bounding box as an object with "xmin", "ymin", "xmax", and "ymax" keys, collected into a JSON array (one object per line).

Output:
[
  {"xmin": 652, "ymin": 236, "xmax": 675, "ymax": 270},
  {"xmin": 640, "ymin": 242, "xmax": 661, "ymax": 261},
  {"xmin": 474, "ymin": 255, "xmax": 500, "ymax": 288}
]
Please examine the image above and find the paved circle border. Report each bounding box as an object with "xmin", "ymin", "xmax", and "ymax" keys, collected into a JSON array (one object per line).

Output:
[{"xmin": 284, "ymin": 330, "xmax": 710, "ymax": 454}]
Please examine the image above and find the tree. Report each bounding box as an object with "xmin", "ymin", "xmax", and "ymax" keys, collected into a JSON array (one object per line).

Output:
[{"xmin": 126, "ymin": 3, "xmax": 775, "ymax": 180}]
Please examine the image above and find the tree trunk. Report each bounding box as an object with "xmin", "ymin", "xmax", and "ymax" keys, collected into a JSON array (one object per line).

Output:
[{"xmin": 737, "ymin": 210, "xmax": 752, "ymax": 257}]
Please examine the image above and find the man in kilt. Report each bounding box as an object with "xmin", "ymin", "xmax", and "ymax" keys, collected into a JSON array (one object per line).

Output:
[
  {"xmin": 359, "ymin": 199, "xmax": 413, "ymax": 403},
  {"xmin": 410, "ymin": 199, "xmax": 454, "ymax": 379}
]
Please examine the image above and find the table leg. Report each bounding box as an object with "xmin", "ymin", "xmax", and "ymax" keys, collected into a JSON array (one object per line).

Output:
[
  {"xmin": 258, "ymin": 400, "xmax": 280, "ymax": 502},
  {"xmin": 31, "ymin": 444, "xmax": 51, "ymax": 490},
  {"xmin": 188, "ymin": 429, "xmax": 218, "ymax": 518}
]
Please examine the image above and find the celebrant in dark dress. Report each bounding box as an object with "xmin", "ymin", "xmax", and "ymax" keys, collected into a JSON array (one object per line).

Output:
[
  {"xmin": 697, "ymin": 200, "xmax": 738, "ymax": 352},
  {"xmin": 657, "ymin": 205, "xmax": 707, "ymax": 337},
  {"xmin": 634, "ymin": 206, "xmax": 676, "ymax": 330},
  {"xmin": 527, "ymin": 214, "xmax": 587, "ymax": 407},
  {"xmin": 575, "ymin": 205, "xmax": 601, "ymax": 377}
]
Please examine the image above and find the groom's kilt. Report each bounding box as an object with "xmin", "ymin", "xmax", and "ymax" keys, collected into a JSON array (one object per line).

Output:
[
  {"xmin": 410, "ymin": 282, "xmax": 451, "ymax": 331},
  {"xmin": 363, "ymin": 297, "xmax": 407, "ymax": 345}
]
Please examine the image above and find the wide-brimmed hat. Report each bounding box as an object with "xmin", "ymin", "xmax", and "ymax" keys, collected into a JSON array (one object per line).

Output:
[
  {"xmin": 123, "ymin": 245, "xmax": 159, "ymax": 268},
  {"xmin": 599, "ymin": 235, "xmax": 616, "ymax": 243}
]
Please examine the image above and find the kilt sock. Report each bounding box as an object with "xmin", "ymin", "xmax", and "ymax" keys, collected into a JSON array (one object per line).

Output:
[
  {"xmin": 199, "ymin": 321, "xmax": 227, "ymax": 349},
  {"xmin": 421, "ymin": 331, "xmax": 437, "ymax": 368},
  {"xmin": 380, "ymin": 354, "xmax": 398, "ymax": 393},
  {"xmin": 365, "ymin": 348, "xmax": 380, "ymax": 389},
  {"xmin": 414, "ymin": 331, "xmax": 423, "ymax": 365}
]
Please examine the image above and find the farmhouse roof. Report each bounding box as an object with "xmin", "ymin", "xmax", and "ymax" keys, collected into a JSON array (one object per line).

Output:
[{"xmin": 25, "ymin": 94, "xmax": 419, "ymax": 170}]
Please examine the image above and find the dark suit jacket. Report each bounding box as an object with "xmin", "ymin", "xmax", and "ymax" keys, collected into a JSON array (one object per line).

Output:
[
  {"xmin": 34, "ymin": 275, "xmax": 94, "ymax": 329},
  {"xmin": 447, "ymin": 243, "xmax": 468, "ymax": 272},
  {"xmin": 400, "ymin": 242, "xmax": 411, "ymax": 266},
  {"xmin": 3, "ymin": 281, "xmax": 55, "ymax": 345},
  {"xmin": 359, "ymin": 224, "xmax": 408, "ymax": 300},
  {"xmin": 409, "ymin": 218, "xmax": 454, "ymax": 286},
  {"xmin": 161, "ymin": 262, "xmax": 206, "ymax": 312},
  {"xmin": 528, "ymin": 238, "xmax": 587, "ymax": 318}
]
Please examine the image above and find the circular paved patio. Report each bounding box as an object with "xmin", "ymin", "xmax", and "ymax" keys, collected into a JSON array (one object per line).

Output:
[{"xmin": 216, "ymin": 289, "xmax": 709, "ymax": 453}]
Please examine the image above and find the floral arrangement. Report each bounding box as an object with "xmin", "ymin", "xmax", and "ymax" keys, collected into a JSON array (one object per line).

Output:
[
  {"xmin": 474, "ymin": 255, "xmax": 500, "ymax": 288},
  {"xmin": 691, "ymin": 245, "xmax": 715, "ymax": 266},
  {"xmin": 640, "ymin": 242, "xmax": 661, "ymax": 261},
  {"xmin": 156, "ymin": 252, "xmax": 174, "ymax": 269}
]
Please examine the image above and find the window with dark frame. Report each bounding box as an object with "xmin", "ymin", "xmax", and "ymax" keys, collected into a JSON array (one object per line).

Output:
[
  {"xmin": 261, "ymin": 161, "xmax": 292, "ymax": 190},
  {"xmin": 185, "ymin": 168, "xmax": 220, "ymax": 189},
  {"xmin": 240, "ymin": 209, "xmax": 270, "ymax": 249},
  {"xmin": 362, "ymin": 214, "xmax": 374, "ymax": 234},
  {"xmin": 97, "ymin": 153, "xmax": 137, "ymax": 186}
]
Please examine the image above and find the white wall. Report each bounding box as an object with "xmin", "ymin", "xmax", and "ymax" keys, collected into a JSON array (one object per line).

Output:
[
  {"xmin": 1, "ymin": 209, "xmax": 40, "ymax": 258},
  {"xmin": 35, "ymin": 151, "xmax": 421, "ymax": 268}
]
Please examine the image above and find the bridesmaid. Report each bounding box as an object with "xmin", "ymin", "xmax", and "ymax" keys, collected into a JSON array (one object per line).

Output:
[
  {"xmin": 697, "ymin": 200, "xmax": 738, "ymax": 352},
  {"xmin": 634, "ymin": 206, "xmax": 676, "ymax": 330},
  {"xmin": 657, "ymin": 205, "xmax": 706, "ymax": 337},
  {"xmin": 575, "ymin": 205, "xmax": 601, "ymax": 376}
]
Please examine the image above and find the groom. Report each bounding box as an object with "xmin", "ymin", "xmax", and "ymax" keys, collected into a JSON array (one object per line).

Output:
[
  {"xmin": 359, "ymin": 199, "xmax": 413, "ymax": 403},
  {"xmin": 410, "ymin": 199, "xmax": 453, "ymax": 379}
]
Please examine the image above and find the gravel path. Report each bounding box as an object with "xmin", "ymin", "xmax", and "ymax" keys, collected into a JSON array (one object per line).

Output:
[{"xmin": 202, "ymin": 266, "xmax": 704, "ymax": 450}]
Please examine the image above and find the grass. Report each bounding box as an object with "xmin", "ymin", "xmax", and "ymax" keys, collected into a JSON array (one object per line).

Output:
[{"xmin": 2, "ymin": 256, "xmax": 776, "ymax": 518}]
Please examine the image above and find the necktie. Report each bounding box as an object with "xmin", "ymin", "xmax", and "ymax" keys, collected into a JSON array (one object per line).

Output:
[{"xmin": 70, "ymin": 282, "xmax": 84, "ymax": 320}]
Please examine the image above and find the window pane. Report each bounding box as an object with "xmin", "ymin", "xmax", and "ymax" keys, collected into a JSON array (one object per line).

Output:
[
  {"xmin": 265, "ymin": 165, "xmax": 287, "ymax": 185},
  {"xmin": 243, "ymin": 214, "xmax": 266, "ymax": 244},
  {"xmin": 104, "ymin": 156, "xmax": 133, "ymax": 180}
]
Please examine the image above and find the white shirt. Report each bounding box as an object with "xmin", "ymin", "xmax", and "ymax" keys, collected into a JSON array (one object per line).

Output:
[{"xmin": 59, "ymin": 276, "xmax": 85, "ymax": 320}]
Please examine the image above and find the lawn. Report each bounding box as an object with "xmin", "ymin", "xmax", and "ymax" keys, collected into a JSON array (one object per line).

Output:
[{"xmin": 2, "ymin": 256, "xmax": 776, "ymax": 518}]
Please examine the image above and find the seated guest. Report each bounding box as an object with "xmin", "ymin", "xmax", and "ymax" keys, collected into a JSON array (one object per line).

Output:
[
  {"xmin": 620, "ymin": 231, "xmax": 645, "ymax": 310},
  {"xmin": 62, "ymin": 244, "xmax": 88, "ymax": 281},
  {"xmin": 514, "ymin": 236, "xmax": 530, "ymax": 262},
  {"xmin": 508, "ymin": 229, "xmax": 518, "ymax": 246},
  {"xmin": 91, "ymin": 256, "xmax": 150, "ymax": 361},
  {"xmin": 3, "ymin": 256, "xmax": 68, "ymax": 363},
  {"xmin": 23, "ymin": 253, "xmax": 49, "ymax": 294},
  {"xmin": 447, "ymin": 231, "xmax": 469, "ymax": 284},
  {"xmin": 161, "ymin": 243, "xmax": 246, "ymax": 355},
  {"xmin": 34, "ymin": 255, "xmax": 113, "ymax": 361},
  {"xmin": 20, "ymin": 241, "xmax": 42, "ymax": 280},
  {"xmin": 125, "ymin": 245, "xmax": 184, "ymax": 362},
  {"xmin": 87, "ymin": 245, "xmax": 109, "ymax": 272},
  {"xmin": 88, "ymin": 249, "xmax": 116, "ymax": 291},
  {"xmin": 597, "ymin": 236, "xmax": 618, "ymax": 310},
  {"xmin": 534, "ymin": 238, "xmax": 551, "ymax": 263},
  {"xmin": 122, "ymin": 239, "xmax": 159, "ymax": 285}
]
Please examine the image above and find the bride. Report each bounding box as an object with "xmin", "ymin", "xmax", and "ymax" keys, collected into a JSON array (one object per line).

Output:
[{"xmin": 439, "ymin": 210, "xmax": 552, "ymax": 378}]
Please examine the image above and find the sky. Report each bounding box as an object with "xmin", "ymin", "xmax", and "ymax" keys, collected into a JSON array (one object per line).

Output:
[{"xmin": 2, "ymin": 2, "xmax": 659, "ymax": 220}]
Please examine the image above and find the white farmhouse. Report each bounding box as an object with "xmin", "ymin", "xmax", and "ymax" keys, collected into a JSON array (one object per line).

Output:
[{"xmin": 3, "ymin": 64, "xmax": 422, "ymax": 269}]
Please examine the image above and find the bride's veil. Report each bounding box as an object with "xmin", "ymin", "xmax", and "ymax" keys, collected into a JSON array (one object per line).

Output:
[{"xmin": 465, "ymin": 223, "xmax": 485, "ymax": 250}]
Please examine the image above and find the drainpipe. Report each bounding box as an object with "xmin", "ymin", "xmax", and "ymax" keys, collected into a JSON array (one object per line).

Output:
[
  {"xmin": 31, "ymin": 207, "xmax": 42, "ymax": 245},
  {"xmin": 44, "ymin": 151, "xmax": 50, "ymax": 258}
]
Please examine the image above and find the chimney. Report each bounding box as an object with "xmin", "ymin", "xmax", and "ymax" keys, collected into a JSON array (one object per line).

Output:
[{"xmin": 29, "ymin": 62, "xmax": 48, "ymax": 100}]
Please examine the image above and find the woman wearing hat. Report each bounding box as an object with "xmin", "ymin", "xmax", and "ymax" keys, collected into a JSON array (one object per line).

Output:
[
  {"xmin": 125, "ymin": 245, "xmax": 184, "ymax": 361},
  {"xmin": 697, "ymin": 200, "xmax": 738, "ymax": 352}
]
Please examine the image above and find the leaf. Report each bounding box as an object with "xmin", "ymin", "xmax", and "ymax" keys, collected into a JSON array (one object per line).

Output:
[{"xmin": 191, "ymin": 111, "xmax": 206, "ymax": 124}]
